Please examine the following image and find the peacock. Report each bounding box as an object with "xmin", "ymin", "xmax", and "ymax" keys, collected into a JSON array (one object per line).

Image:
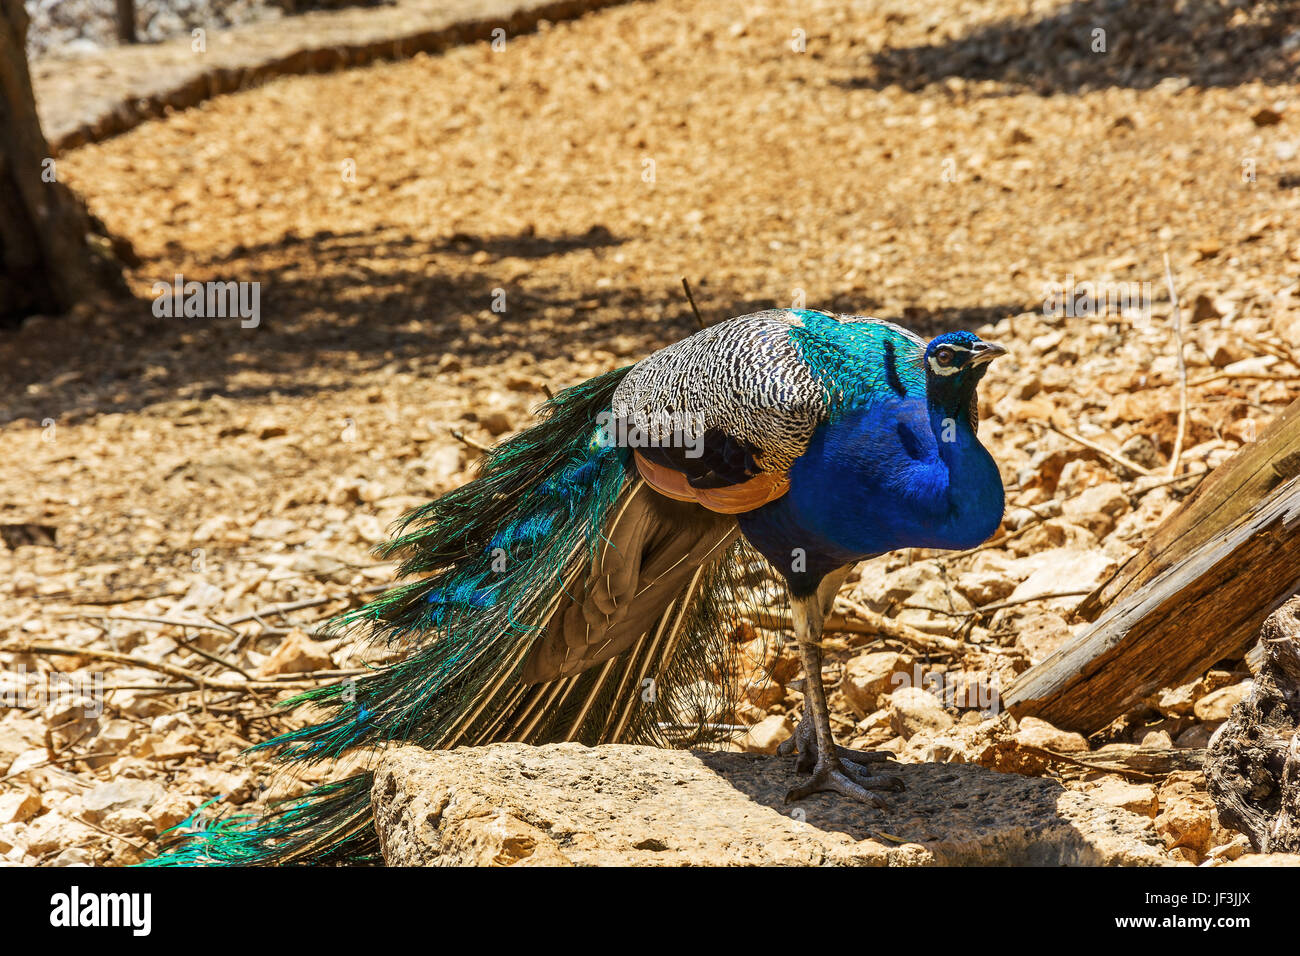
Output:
[{"xmin": 152, "ymin": 307, "xmax": 1006, "ymax": 865}]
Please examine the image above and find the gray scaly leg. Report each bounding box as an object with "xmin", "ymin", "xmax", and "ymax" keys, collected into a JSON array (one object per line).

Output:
[
  {"xmin": 777, "ymin": 565, "xmax": 896, "ymax": 772},
  {"xmin": 781, "ymin": 571, "xmax": 903, "ymax": 807}
]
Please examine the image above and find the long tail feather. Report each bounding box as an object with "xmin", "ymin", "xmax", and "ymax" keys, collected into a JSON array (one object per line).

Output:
[{"xmin": 148, "ymin": 368, "xmax": 776, "ymax": 866}]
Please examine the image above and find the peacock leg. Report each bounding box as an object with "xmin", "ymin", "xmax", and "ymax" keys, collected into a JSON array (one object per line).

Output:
[
  {"xmin": 777, "ymin": 565, "xmax": 896, "ymax": 770},
  {"xmin": 782, "ymin": 591, "xmax": 903, "ymax": 808}
]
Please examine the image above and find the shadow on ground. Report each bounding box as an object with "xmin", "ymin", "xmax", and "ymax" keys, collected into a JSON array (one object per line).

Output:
[
  {"xmin": 847, "ymin": 0, "xmax": 1299, "ymax": 94},
  {"xmin": 698, "ymin": 750, "xmax": 1164, "ymax": 865},
  {"xmin": 0, "ymin": 225, "xmax": 1033, "ymax": 426}
]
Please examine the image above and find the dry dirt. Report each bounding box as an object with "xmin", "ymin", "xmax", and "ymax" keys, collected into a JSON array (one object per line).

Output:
[{"xmin": 2, "ymin": 0, "xmax": 1299, "ymax": 865}]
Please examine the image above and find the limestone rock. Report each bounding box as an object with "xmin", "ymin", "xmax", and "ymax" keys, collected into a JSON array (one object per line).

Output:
[
  {"xmin": 1061, "ymin": 482, "xmax": 1129, "ymax": 537},
  {"xmin": 1193, "ymin": 681, "xmax": 1251, "ymax": 721},
  {"xmin": 150, "ymin": 792, "xmax": 207, "ymax": 832},
  {"xmin": 1139, "ymin": 729, "xmax": 1174, "ymax": 749},
  {"xmin": 22, "ymin": 813, "xmax": 101, "ymax": 858},
  {"xmin": 1014, "ymin": 716, "xmax": 1089, "ymax": 752},
  {"xmin": 0, "ymin": 718, "xmax": 46, "ymax": 774},
  {"xmin": 1012, "ymin": 610, "xmax": 1072, "ymax": 662},
  {"xmin": 1088, "ymin": 778, "xmax": 1159, "ymax": 818},
  {"xmin": 733, "ymin": 715, "xmax": 793, "ymax": 755},
  {"xmin": 840, "ymin": 651, "xmax": 912, "ymax": 717},
  {"xmin": 953, "ymin": 551, "xmax": 1020, "ymax": 605},
  {"xmin": 0, "ymin": 792, "xmax": 42, "ymax": 825},
  {"xmin": 865, "ymin": 565, "xmax": 973, "ymax": 634},
  {"xmin": 101, "ymin": 808, "xmax": 156, "ymax": 839},
  {"xmin": 1155, "ymin": 679, "xmax": 1201, "ymax": 717},
  {"xmin": 887, "ymin": 687, "xmax": 955, "ymax": 740},
  {"xmin": 82, "ymin": 779, "xmax": 165, "ymax": 823},
  {"xmin": 1223, "ymin": 853, "xmax": 1300, "ymax": 866},
  {"xmin": 1156, "ymin": 772, "xmax": 1218, "ymax": 855},
  {"xmin": 257, "ymin": 628, "xmax": 334, "ymax": 677},
  {"xmin": 1004, "ymin": 547, "xmax": 1117, "ymax": 605},
  {"xmin": 371, "ymin": 743, "xmax": 1172, "ymax": 866}
]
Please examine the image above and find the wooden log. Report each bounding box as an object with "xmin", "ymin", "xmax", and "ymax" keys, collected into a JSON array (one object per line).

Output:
[
  {"xmin": 1077, "ymin": 395, "xmax": 1300, "ymax": 620},
  {"xmin": 1205, "ymin": 597, "xmax": 1300, "ymax": 852},
  {"xmin": 1003, "ymin": 474, "xmax": 1300, "ymax": 734}
]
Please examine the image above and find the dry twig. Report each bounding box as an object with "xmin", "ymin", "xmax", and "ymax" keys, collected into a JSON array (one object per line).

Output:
[
  {"xmin": 1163, "ymin": 252, "xmax": 1190, "ymax": 477},
  {"xmin": 2, "ymin": 643, "xmax": 363, "ymax": 693},
  {"xmin": 902, "ymin": 588, "xmax": 1093, "ymax": 619},
  {"xmin": 219, "ymin": 584, "xmax": 389, "ymax": 628},
  {"xmin": 681, "ymin": 277, "xmax": 706, "ymax": 328},
  {"xmin": 67, "ymin": 613, "xmax": 236, "ymax": 636},
  {"xmin": 449, "ymin": 427, "xmax": 492, "ymax": 454},
  {"xmin": 1039, "ymin": 420, "xmax": 1154, "ymax": 477}
]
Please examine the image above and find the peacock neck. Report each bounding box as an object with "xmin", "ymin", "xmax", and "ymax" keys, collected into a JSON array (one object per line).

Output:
[
  {"xmin": 927, "ymin": 400, "xmax": 976, "ymax": 467},
  {"xmin": 925, "ymin": 399, "xmax": 1003, "ymax": 549}
]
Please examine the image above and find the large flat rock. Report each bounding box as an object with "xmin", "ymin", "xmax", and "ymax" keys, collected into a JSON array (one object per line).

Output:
[{"xmin": 371, "ymin": 743, "xmax": 1174, "ymax": 866}]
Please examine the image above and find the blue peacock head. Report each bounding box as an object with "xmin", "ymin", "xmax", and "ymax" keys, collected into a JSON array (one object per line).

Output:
[{"xmin": 922, "ymin": 330, "xmax": 1007, "ymax": 418}]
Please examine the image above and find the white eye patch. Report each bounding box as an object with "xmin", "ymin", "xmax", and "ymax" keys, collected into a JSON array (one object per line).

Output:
[{"xmin": 927, "ymin": 344, "xmax": 971, "ymax": 376}]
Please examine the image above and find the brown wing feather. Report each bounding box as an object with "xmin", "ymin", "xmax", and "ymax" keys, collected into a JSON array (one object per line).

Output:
[{"xmin": 519, "ymin": 481, "xmax": 738, "ymax": 683}]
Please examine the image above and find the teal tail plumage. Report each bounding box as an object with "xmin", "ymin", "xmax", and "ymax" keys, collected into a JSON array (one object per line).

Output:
[{"xmin": 149, "ymin": 367, "xmax": 759, "ymax": 865}]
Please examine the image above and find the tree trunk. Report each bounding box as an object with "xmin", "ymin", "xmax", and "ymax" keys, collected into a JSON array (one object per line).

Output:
[
  {"xmin": 1078, "ymin": 395, "xmax": 1300, "ymax": 620},
  {"xmin": 1205, "ymin": 597, "xmax": 1300, "ymax": 852},
  {"xmin": 116, "ymin": 0, "xmax": 137, "ymax": 44},
  {"xmin": 0, "ymin": 0, "xmax": 124, "ymax": 327}
]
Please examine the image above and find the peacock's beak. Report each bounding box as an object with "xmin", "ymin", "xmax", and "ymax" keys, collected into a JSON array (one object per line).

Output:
[{"xmin": 968, "ymin": 341, "xmax": 1007, "ymax": 367}]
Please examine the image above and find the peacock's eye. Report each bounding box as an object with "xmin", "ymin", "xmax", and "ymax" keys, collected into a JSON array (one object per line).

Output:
[{"xmin": 935, "ymin": 347, "xmax": 955, "ymax": 366}]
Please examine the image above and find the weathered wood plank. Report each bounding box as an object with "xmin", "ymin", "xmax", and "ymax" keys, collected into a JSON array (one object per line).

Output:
[
  {"xmin": 1078, "ymin": 395, "xmax": 1300, "ymax": 620},
  {"xmin": 1004, "ymin": 475, "xmax": 1300, "ymax": 734}
]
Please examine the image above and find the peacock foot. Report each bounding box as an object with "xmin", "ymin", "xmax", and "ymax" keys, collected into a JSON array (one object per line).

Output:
[
  {"xmin": 777, "ymin": 713, "xmax": 903, "ymax": 807},
  {"xmin": 777, "ymin": 713, "xmax": 898, "ymax": 774},
  {"xmin": 782, "ymin": 757, "xmax": 904, "ymax": 808}
]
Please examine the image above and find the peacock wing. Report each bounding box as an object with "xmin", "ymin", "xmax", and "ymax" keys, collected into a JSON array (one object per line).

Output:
[{"xmin": 610, "ymin": 309, "xmax": 927, "ymax": 514}]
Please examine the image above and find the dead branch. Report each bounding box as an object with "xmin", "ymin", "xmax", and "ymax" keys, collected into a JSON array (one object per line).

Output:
[
  {"xmin": 681, "ymin": 277, "xmax": 706, "ymax": 328},
  {"xmin": 219, "ymin": 583, "xmax": 390, "ymax": 628},
  {"xmin": 66, "ymin": 613, "xmax": 237, "ymax": 636},
  {"xmin": 449, "ymin": 427, "xmax": 492, "ymax": 454},
  {"xmin": 1, "ymin": 643, "xmax": 364, "ymax": 693},
  {"xmin": 1206, "ymin": 596, "xmax": 1300, "ymax": 852}
]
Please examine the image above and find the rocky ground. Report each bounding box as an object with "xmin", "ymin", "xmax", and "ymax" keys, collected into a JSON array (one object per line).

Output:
[
  {"xmin": 2, "ymin": 0, "xmax": 1300, "ymax": 865},
  {"xmin": 23, "ymin": 0, "xmax": 381, "ymax": 60}
]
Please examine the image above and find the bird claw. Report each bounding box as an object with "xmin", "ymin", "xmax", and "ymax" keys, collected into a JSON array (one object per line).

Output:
[
  {"xmin": 783, "ymin": 760, "xmax": 903, "ymax": 809},
  {"xmin": 778, "ymin": 714, "xmax": 898, "ymax": 772},
  {"xmin": 779, "ymin": 712, "xmax": 904, "ymax": 807}
]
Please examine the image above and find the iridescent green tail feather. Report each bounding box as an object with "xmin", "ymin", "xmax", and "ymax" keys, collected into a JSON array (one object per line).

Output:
[{"xmin": 148, "ymin": 367, "xmax": 766, "ymax": 865}]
